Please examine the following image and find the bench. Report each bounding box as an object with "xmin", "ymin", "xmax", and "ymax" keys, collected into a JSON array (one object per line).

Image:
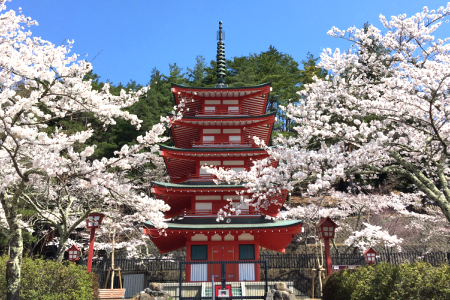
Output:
[{"xmin": 99, "ymin": 289, "xmax": 126, "ymax": 300}]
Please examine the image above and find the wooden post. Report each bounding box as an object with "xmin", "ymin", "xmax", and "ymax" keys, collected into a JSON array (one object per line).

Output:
[
  {"xmin": 110, "ymin": 224, "xmax": 116, "ymax": 289},
  {"xmin": 311, "ymin": 268, "xmax": 316, "ymax": 299},
  {"xmin": 104, "ymin": 267, "xmax": 123, "ymax": 289},
  {"xmin": 104, "ymin": 268, "xmax": 111, "ymax": 289},
  {"xmin": 118, "ymin": 267, "xmax": 122, "ymax": 289}
]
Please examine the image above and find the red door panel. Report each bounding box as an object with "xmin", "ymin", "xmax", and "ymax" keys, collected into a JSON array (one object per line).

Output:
[{"xmin": 212, "ymin": 246, "xmax": 236, "ymax": 281}]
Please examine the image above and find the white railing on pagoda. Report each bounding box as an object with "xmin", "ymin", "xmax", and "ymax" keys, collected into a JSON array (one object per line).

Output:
[
  {"xmin": 195, "ymin": 109, "xmax": 249, "ymax": 116},
  {"xmin": 192, "ymin": 141, "xmax": 253, "ymax": 148},
  {"xmin": 183, "ymin": 209, "xmax": 259, "ymax": 217},
  {"xmin": 187, "ymin": 174, "xmax": 216, "ymax": 182}
]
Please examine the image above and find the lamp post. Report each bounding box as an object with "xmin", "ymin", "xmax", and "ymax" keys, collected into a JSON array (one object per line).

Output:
[
  {"xmin": 363, "ymin": 248, "xmax": 378, "ymax": 266},
  {"xmin": 67, "ymin": 245, "xmax": 80, "ymax": 264},
  {"xmin": 316, "ymin": 217, "xmax": 338, "ymax": 276},
  {"xmin": 86, "ymin": 213, "xmax": 104, "ymax": 272}
]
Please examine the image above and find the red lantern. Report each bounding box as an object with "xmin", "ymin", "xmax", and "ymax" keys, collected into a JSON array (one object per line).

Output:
[
  {"xmin": 67, "ymin": 245, "xmax": 80, "ymax": 263},
  {"xmin": 363, "ymin": 247, "xmax": 378, "ymax": 266},
  {"xmin": 86, "ymin": 213, "xmax": 104, "ymax": 229},
  {"xmin": 315, "ymin": 217, "xmax": 339, "ymax": 276},
  {"xmin": 315, "ymin": 217, "xmax": 338, "ymax": 239},
  {"xmin": 86, "ymin": 213, "xmax": 104, "ymax": 272}
]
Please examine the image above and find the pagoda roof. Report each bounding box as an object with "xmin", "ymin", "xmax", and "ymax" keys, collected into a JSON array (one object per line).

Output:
[
  {"xmin": 171, "ymin": 83, "xmax": 272, "ymax": 117},
  {"xmin": 171, "ymin": 82, "xmax": 271, "ymax": 91},
  {"xmin": 174, "ymin": 111, "xmax": 276, "ymax": 122},
  {"xmin": 183, "ymin": 112, "xmax": 277, "ymax": 120},
  {"xmin": 152, "ymin": 181, "xmax": 244, "ymax": 190},
  {"xmin": 159, "ymin": 145, "xmax": 274, "ymax": 184},
  {"xmin": 172, "ymin": 113, "xmax": 275, "ymax": 149},
  {"xmin": 160, "ymin": 144, "xmax": 272, "ymax": 153},
  {"xmin": 143, "ymin": 217, "xmax": 302, "ymax": 230},
  {"xmin": 143, "ymin": 217, "xmax": 303, "ymax": 253}
]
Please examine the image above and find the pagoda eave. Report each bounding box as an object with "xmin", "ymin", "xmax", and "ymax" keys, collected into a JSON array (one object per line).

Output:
[
  {"xmin": 152, "ymin": 181, "xmax": 244, "ymax": 191},
  {"xmin": 143, "ymin": 219, "xmax": 302, "ymax": 253},
  {"xmin": 171, "ymin": 82, "xmax": 271, "ymax": 102},
  {"xmin": 173, "ymin": 113, "xmax": 276, "ymax": 129},
  {"xmin": 171, "ymin": 114, "xmax": 275, "ymax": 149},
  {"xmin": 160, "ymin": 145, "xmax": 269, "ymax": 159},
  {"xmin": 171, "ymin": 83, "xmax": 272, "ymax": 118},
  {"xmin": 144, "ymin": 218, "xmax": 302, "ymax": 230}
]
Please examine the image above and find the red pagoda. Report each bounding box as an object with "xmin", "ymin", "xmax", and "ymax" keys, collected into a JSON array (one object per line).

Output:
[{"xmin": 143, "ymin": 21, "xmax": 302, "ymax": 282}]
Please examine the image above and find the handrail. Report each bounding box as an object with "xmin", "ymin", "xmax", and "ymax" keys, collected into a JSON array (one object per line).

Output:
[
  {"xmin": 195, "ymin": 109, "xmax": 249, "ymax": 116},
  {"xmin": 187, "ymin": 174, "xmax": 215, "ymax": 182},
  {"xmin": 189, "ymin": 174, "xmax": 215, "ymax": 179},
  {"xmin": 183, "ymin": 209, "xmax": 259, "ymax": 216},
  {"xmin": 192, "ymin": 141, "xmax": 253, "ymax": 148}
]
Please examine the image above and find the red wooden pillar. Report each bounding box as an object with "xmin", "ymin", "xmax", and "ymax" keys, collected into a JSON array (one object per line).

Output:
[
  {"xmin": 323, "ymin": 238, "xmax": 332, "ymax": 276},
  {"xmin": 87, "ymin": 228, "xmax": 96, "ymax": 272},
  {"xmin": 255, "ymin": 242, "xmax": 261, "ymax": 281}
]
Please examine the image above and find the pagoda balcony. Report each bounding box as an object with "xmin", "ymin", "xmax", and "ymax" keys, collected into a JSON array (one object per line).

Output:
[
  {"xmin": 191, "ymin": 141, "xmax": 254, "ymax": 148},
  {"xmin": 182, "ymin": 209, "xmax": 260, "ymax": 217},
  {"xmin": 195, "ymin": 109, "xmax": 249, "ymax": 116},
  {"xmin": 187, "ymin": 174, "xmax": 216, "ymax": 182}
]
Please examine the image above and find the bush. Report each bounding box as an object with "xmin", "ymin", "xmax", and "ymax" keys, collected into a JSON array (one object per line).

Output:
[
  {"xmin": 0, "ymin": 255, "xmax": 99, "ymax": 300},
  {"xmin": 323, "ymin": 262, "xmax": 450, "ymax": 300}
]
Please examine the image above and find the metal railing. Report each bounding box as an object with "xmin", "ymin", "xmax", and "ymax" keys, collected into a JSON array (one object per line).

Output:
[
  {"xmin": 81, "ymin": 252, "xmax": 450, "ymax": 300},
  {"xmin": 180, "ymin": 260, "xmax": 269, "ymax": 300}
]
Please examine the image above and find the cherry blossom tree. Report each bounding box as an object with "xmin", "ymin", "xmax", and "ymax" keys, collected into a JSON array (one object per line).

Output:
[
  {"xmin": 288, "ymin": 4, "xmax": 450, "ymax": 222},
  {"xmin": 202, "ymin": 5, "xmax": 450, "ymax": 261},
  {"xmin": 280, "ymin": 190, "xmax": 448, "ymax": 253},
  {"xmin": 0, "ymin": 1, "xmax": 181, "ymax": 298},
  {"xmin": 208, "ymin": 4, "xmax": 450, "ymax": 226}
]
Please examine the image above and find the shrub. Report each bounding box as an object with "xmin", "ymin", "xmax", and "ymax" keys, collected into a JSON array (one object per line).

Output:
[
  {"xmin": 0, "ymin": 255, "xmax": 99, "ymax": 300},
  {"xmin": 323, "ymin": 262, "xmax": 450, "ymax": 300}
]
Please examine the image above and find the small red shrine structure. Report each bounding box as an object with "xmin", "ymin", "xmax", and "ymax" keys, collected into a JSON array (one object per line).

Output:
[
  {"xmin": 67, "ymin": 244, "xmax": 80, "ymax": 263},
  {"xmin": 363, "ymin": 247, "xmax": 378, "ymax": 266},
  {"xmin": 143, "ymin": 21, "xmax": 302, "ymax": 282}
]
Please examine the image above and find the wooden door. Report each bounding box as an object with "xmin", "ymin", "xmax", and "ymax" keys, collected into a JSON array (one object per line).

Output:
[{"xmin": 212, "ymin": 246, "xmax": 236, "ymax": 282}]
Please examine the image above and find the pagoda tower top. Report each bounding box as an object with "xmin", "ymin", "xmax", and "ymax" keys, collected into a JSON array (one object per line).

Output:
[{"xmin": 216, "ymin": 21, "xmax": 226, "ymax": 87}]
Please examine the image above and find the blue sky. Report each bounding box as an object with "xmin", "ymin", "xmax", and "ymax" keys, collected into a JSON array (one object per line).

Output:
[{"xmin": 5, "ymin": 1, "xmax": 449, "ymax": 86}]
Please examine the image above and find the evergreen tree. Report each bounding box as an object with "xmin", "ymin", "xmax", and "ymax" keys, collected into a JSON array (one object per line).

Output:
[
  {"xmin": 299, "ymin": 52, "xmax": 327, "ymax": 90},
  {"xmin": 227, "ymin": 46, "xmax": 302, "ymax": 132},
  {"xmin": 187, "ymin": 55, "xmax": 210, "ymax": 87}
]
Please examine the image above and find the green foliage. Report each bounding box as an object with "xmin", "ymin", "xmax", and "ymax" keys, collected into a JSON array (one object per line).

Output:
[
  {"xmin": 187, "ymin": 56, "xmax": 211, "ymax": 86},
  {"xmin": 299, "ymin": 52, "xmax": 327, "ymax": 90},
  {"xmin": 0, "ymin": 256, "xmax": 99, "ymax": 300},
  {"xmin": 323, "ymin": 262, "xmax": 450, "ymax": 300},
  {"xmin": 226, "ymin": 46, "xmax": 302, "ymax": 132}
]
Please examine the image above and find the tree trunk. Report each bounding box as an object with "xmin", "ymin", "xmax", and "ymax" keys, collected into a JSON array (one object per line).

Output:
[
  {"xmin": 6, "ymin": 225, "xmax": 22, "ymax": 300},
  {"xmin": 55, "ymin": 234, "xmax": 69, "ymax": 262},
  {"xmin": 1, "ymin": 192, "xmax": 23, "ymax": 300}
]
